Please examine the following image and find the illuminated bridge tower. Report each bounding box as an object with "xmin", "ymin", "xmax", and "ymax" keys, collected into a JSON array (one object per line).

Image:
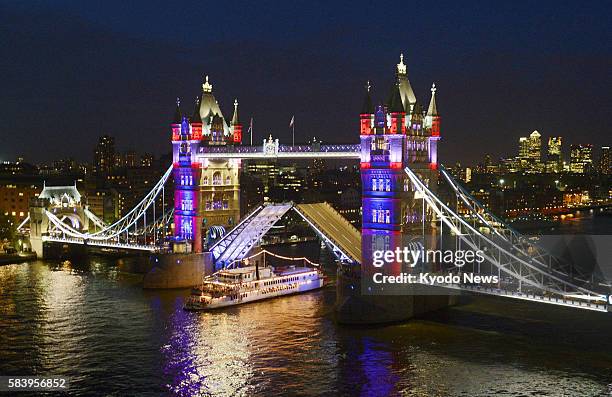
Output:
[
  {"xmin": 360, "ymin": 54, "xmax": 442, "ymax": 245},
  {"xmin": 171, "ymin": 76, "xmax": 243, "ymax": 252},
  {"xmin": 172, "ymin": 99, "xmax": 202, "ymax": 252},
  {"xmin": 360, "ymin": 54, "xmax": 442, "ymax": 239},
  {"xmin": 337, "ymin": 54, "xmax": 444, "ymax": 324},
  {"xmin": 196, "ymin": 77, "xmax": 241, "ymax": 241},
  {"xmin": 360, "ymin": 82, "xmax": 408, "ymax": 277}
]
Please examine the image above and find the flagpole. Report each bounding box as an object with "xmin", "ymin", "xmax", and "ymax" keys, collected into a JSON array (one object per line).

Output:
[{"xmin": 292, "ymin": 122, "xmax": 295, "ymax": 146}]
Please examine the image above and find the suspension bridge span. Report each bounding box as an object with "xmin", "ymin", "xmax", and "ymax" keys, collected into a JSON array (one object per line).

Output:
[{"xmin": 17, "ymin": 157, "xmax": 612, "ymax": 313}]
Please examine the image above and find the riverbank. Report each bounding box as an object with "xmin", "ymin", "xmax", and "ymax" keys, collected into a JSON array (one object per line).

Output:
[{"xmin": 0, "ymin": 252, "xmax": 37, "ymax": 265}]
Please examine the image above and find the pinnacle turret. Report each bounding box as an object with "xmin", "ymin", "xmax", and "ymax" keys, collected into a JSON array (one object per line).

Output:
[
  {"xmin": 231, "ymin": 99, "xmax": 240, "ymax": 125},
  {"xmin": 426, "ymin": 83, "xmax": 438, "ymax": 117},
  {"xmin": 397, "ymin": 53, "xmax": 407, "ymax": 75},
  {"xmin": 360, "ymin": 81, "xmax": 374, "ymax": 114},
  {"xmin": 202, "ymin": 75, "xmax": 213, "ymax": 93},
  {"xmin": 172, "ymin": 97, "xmax": 182, "ymax": 124}
]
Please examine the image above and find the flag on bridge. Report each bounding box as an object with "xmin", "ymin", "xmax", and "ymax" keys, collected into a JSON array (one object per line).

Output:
[{"xmin": 289, "ymin": 115, "xmax": 294, "ymax": 128}]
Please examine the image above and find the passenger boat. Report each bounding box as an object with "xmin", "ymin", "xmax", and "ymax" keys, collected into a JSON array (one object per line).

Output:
[{"xmin": 184, "ymin": 264, "xmax": 326, "ymax": 311}]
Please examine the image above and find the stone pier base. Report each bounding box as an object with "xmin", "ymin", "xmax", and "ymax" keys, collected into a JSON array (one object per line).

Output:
[
  {"xmin": 143, "ymin": 252, "xmax": 214, "ymax": 289},
  {"xmin": 335, "ymin": 270, "xmax": 458, "ymax": 324}
]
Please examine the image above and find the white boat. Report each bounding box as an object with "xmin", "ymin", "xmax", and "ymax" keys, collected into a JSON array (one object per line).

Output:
[{"xmin": 184, "ymin": 265, "xmax": 326, "ymax": 311}]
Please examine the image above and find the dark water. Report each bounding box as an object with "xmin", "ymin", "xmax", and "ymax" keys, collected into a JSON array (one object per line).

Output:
[{"xmin": 1, "ymin": 217, "xmax": 612, "ymax": 396}]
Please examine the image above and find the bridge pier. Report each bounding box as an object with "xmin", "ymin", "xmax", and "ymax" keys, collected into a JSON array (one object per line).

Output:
[
  {"xmin": 29, "ymin": 200, "xmax": 48, "ymax": 258},
  {"xmin": 144, "ymin": 252, "xmax": 215, "ymax": 289},
  {"xmin": 334, "ymin": 266, "xmax": 456, "ymax": 324}
]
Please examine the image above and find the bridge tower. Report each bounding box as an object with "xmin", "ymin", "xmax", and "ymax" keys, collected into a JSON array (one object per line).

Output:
[
  {"xmin": 172, "ymin": 98, "xmax": 202, "ymax": 252},
  {"xmin": 337, "ymin": 54, "xmax": 444, "ymax": 324},
  {"xmin": 28, "ymin": 184, "xmax": 88, "ymax": 258},
  {"xmin": 171, "ymin": 76, "xmax": 242, "ymax": 252},
  {"xmin": 196, "ymin": 77, "xmax": 241, "ymax": 244},
  {"xmin": 360, "ymin": 54, "xmax": 441, "ymax": 237},
  {"xmin": 359, "ymin": 83, "xmax": 408, "ymax": 278}
]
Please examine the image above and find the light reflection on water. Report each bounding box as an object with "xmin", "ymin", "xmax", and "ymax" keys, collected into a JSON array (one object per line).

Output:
[{"xmin": 1, "ymin": 256, "xmax": 612, "ymax": 396}]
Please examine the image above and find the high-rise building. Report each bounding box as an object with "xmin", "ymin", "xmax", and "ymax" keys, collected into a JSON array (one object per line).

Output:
[
  {"xmin": 546, "ymin": 136, "xmax": 562, "ymax": 173},
  {"xmin": 599, "ymin": 146, "xmax": 611, "ymax": 175},
  {"xmin": 569, "ymin": 144, "xmax": 593, "ymax": 173},
  {"xmin": 548, "ymin": 136, "xmax": 562, "ymax": 156},
  {"xmin": 528, "ymin": 130, "xmax": 541, "ymax": 162},
  {"xmin": 94, "ymin": 135, "xmax": 115, "ymax": 175},
  {"xmin": 527, "ymin": 130, "xmax": 542, "ymax": 172},
  {"xmin": 516, "ymin": 131, "xmax": 542, "ymax": 172},
  {"xmin": 517, "ymin": 137, "xmax": 529, "ymax": 170}
]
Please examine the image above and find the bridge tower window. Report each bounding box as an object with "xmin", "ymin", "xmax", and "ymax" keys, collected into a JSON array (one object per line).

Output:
[
  {"xmin": 213, "ymin": 172, "xmax": 221, "ymax": 185},
  {"xmin": 372, "ymin": 178, "xmax": 377, "ymax": 191}
]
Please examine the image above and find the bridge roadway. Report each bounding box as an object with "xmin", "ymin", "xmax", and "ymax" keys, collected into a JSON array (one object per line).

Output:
[
  {"xmin": 210, "ymin": 203, "xmax": 294, "ymax": 267},
  {"xmin": 210, "ymin": 202, "xmax": 362, "ymax": 266},
  {"xmin": 294, "ymin": 203, "xmax": 361, "ymax": 263}
]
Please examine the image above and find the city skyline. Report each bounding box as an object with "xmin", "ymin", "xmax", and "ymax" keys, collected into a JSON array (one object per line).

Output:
[{"xmin": 1, "ymin": 1, "xmax": 610, "ymax": 165}]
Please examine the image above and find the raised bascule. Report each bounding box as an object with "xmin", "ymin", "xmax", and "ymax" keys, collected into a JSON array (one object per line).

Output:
[{"xmin": 20, "ymin": 54, "xmax": 612, "ymax": 322}]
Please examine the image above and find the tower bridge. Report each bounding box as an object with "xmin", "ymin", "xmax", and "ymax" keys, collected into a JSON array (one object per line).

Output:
[{"xmin": 19, "ymin": 54, "xmax": 612, "ymax": 317}]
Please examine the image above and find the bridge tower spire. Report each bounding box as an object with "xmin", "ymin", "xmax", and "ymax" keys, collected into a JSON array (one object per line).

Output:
[
  {"xmin": 171, "ymin": 97, "xmax": 182, "ymax": 141},
  {"xmin": 426, "ymin": 83, "xmax": 441, "ymax": 169},
  {"xmin": 231, "ymin": 99, "xmax": 242, "ymax": 144},
  {"xmin": 359, "ymin": 81, "xmax": 374, "ymax": 135},
  {"xmin": 190, "ymin": 97, "xmax": 203, "ymax": 140}
]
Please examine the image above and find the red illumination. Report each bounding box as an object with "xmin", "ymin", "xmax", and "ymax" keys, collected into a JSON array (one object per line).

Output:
[
  {"xmin": 172, "ymin": 125, "xmax": 181, "ymax": 141},
  {"xmin": 191, "ymin": 162, "xmax": 201, "ymax": 169},
  {"xmin": 360, "ymin": 116, "xmax": 372, "ymax": 135},
  {"xmin": 390, "ymin": 162, "xmax": 403, "ymax": 169},
  {"xmin": 431, "ymin": 116, "xmax": 441, "ymax": 137},
  {"xmin": 191, "ymin": 122, "xmax": 203, "ymax": 140},
  {"xmin": 360, "ymin": 162, "xmax": 371, "ymax": 169},
  {"xmin": 390, "ymin": 113, "xmax": 405, "ymax": 135},
  {"xmin": 429, "ymin": 162, "xmax": 438, "ymax": 170},
  {"xmin": 233, "ymin": 125, "xmax": 242, "ymax": 143}
]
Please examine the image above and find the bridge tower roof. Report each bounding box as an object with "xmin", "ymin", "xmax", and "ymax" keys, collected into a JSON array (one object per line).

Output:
[
  {"xmin": 39, "ymin": 185, "xmax": 81, "ymax": 206},
  {"xmin": 388, "ymin": 82, "xmax": 405, "ymax": 113},
  {"xmin": 199, "ymin": 75, "xmax": 231, "ymax": 137},
  {"xmin": 396, "ymin": 53, "xmax": 417, "ymax": 112}
]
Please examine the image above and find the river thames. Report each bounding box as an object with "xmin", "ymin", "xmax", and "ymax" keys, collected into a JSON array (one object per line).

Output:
[{"xmin": 1, "ymin": 215, "xmax": 612, "ymax": 396}]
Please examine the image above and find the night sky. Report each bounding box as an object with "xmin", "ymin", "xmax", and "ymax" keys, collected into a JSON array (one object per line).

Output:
[{"xmin": 1, "ymin": 1, "xmax": 610, "ymax": 165}]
